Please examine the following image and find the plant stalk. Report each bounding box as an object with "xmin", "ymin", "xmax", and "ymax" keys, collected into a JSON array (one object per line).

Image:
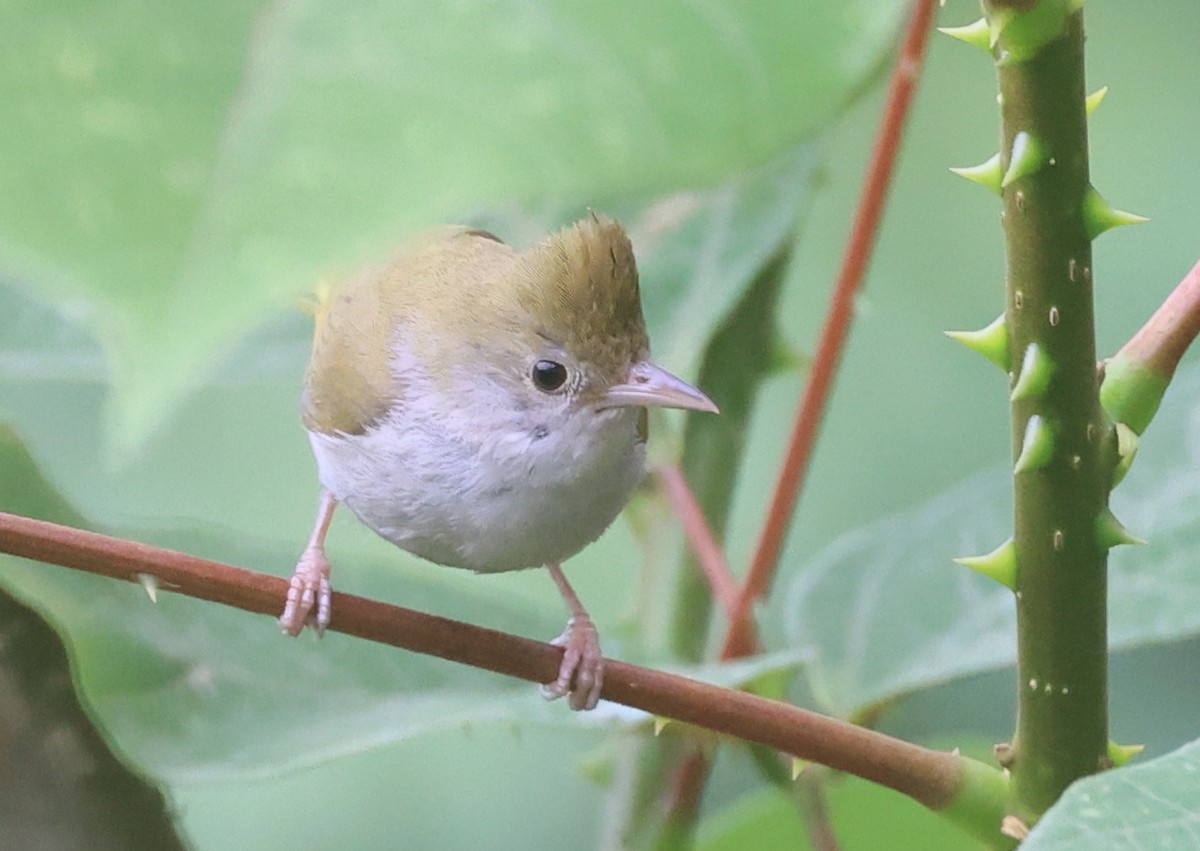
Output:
[
  {"xmin": 0, "ymin": 509, "xmax": 1003, "ymax": 827},
  {"xmin": 985, "ymin": 0, "xmax": 1110, "ymax": 823}
]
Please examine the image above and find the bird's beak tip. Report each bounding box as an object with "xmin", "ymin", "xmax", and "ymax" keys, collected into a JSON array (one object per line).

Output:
[{"xmin": 605, "ymin": 361, "xmax": 718, "ymax": 414}]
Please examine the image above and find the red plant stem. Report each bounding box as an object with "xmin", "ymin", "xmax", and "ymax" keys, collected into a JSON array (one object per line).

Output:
[
  {"xmin": 722, "ymin": 0, "xmax": 938, "ymax": 658},
  {"xmin": 664, "ymin": 749, "xmax": 713, "ymax": 833},
  {"xmin": 798, "ymin": 768, "xmax": 842, "ymax": 851},
  {"xmin": 656, "ymin": 463, "xmax": 740, "ymax": 622},
  {"xmin": 1113, "ymin": 257, "xmax": 1200, "ymax": 377},
  {"xmin": 0, "ymin": 510, "xmax": 970, "ymax": 809}
]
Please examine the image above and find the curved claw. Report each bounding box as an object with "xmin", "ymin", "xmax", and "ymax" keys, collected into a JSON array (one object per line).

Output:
[
  {"xmin": 279, "ymin": 546, "xmax": 332, "ymax": 637},
  {"xmin": 540, "ymin": 616, "xmax": 605, "ymax": 711}
]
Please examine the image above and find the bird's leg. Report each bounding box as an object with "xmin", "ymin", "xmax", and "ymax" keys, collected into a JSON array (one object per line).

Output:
[
  {"xmin": 279, "ymin": 490, "xmax": 338, "ymax": 637},
  {"xmin": 540, "ymin": 562, "xmax": 604, "ymax": 711}
]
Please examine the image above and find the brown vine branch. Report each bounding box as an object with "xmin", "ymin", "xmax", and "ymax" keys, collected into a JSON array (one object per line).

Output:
[
  {"xmin": 722, "ymin": 0, "xmax": 938, "ymax": 657},
  {"xmin": 0, "ymin": 510, "xmax": 971, "ymax": 811}
]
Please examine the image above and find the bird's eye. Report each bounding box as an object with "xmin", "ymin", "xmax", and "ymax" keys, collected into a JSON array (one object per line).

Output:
[{"xmin": 531, "ymin": 359, "xmax": 568, "ymax": 392}]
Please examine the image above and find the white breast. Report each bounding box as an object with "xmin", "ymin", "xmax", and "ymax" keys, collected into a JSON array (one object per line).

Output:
[{"xmin": 308, "ymin": 361, "xmax": 646, "ymax": 573}]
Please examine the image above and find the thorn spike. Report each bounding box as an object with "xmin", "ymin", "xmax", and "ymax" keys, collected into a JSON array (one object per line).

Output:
[
  {"xmin": 954, "ymin": 538, "xmax": 1017, "ymax": 590},
  {"xmin": 945, "ymin": 313, "xmax": 1011, "ymax": 371},
  {"xmin": 1002, "ymin": 131, "xmax": 1050, "ymax": 188},
  {"xmin": 1095, "ymin": 508, "xmax": 1147, "ymax": 549},
  {"xmin": 1112, "ymin": 422, "xmax": 1139, "ymax": 487},
  {"xmin": 988, "ymin": 1, "xmax": 1073, "ymax": 63},
  {"xmin": 1086, "ymin": 85, "xmax": 1109, "ymax": 117},
  {"xmin": 987, "ymin": 9, "xmax": 1015, "ymax": 47},
  {"xmin": 1014, "ymin": 415, "xmax": 1055, "ymax": 474},
  {"xmin": 791, "ymin": 758, "xmax": 808, "ymax": 781},
  {"xmin": 1082, "ymin": 185, "xmax": 1149, "ymax": 240},
  {"xmin": 950, "ymin": 153, "xmax": 1003, "ymax": 196},
  {"xmin": 1107, "ymin": 740, "xmax": 1144, "ymax": 767},
  {"xmin": 939, "ymin": 18, "xmax": 991, "ymax": 51},
  {"xmin": 137, "ymin": 573, "xmax": 160, "ymax": 603},
  {"xmin": 1010, "ymin": 343, "xmax": 1055, "ymax": 401},
  {"xmin": 653, "ymin": 717, "xmax": 670, "ymax": 736}
]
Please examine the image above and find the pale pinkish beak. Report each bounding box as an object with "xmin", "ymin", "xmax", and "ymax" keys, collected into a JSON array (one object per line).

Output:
[{"xmin": 604, "ymin": 361, "xmax": 719, "ymax": 414}]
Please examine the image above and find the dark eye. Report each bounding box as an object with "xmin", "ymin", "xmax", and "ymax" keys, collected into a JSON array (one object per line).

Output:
[{"xmin": 531, "ymin": 359, "xmax": 568, "ymax": 392}]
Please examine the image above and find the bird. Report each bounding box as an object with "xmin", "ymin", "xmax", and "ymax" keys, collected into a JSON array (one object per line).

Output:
[{"xmin": 278, "ymin": 214, "xmax": 717, "ymax": 710}]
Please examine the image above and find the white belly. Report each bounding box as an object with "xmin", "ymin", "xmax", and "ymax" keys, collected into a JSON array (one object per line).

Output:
[{"xmin": 309, "ymin": 403, "xmax": 646, "ymax": 572}]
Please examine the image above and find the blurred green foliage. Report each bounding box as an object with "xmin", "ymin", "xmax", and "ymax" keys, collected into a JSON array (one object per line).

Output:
[{"xmin": 1, "ymin": 1, "xmax": 1199, "ymax": 848}]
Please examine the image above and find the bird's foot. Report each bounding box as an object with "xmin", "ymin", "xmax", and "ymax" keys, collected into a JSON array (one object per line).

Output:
[
  {"xmin": 279, "ymin": 546, "xmax": 332, "ymax": 637},
  {"xmin": 540, "ymin": 615, "xmax": 604, "ymax": 711}
]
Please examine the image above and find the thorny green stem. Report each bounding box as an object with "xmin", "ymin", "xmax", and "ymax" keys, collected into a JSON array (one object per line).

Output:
[{"xmin": 985, "ymin": 0, "xmax": 1109, "ymax": 825}]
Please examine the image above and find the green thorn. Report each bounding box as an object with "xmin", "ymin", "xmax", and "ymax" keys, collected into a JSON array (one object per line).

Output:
[
  {"xmin": 988, "ymin": 0, "xmax": 1073, "ymax": 63},
  {"xmin": 954, "ymin": 538, "xmax": 1017, "ymax": 591},
  {"xmin": 1086, "ymin": 85, "xmax": 1109, "ymax": 117},
  {"xmin": 1014, "ymin": 415, "xmax": 1054, "ymax": 474},
  {"xmin": 653, "ymin": 716, "xmax": 671, "ymax": 736},
  {"xmin": 137, "ymin": 573, "xmax": 160, "ymax": 603},
  {"xmin": 1002, "ymin": 131, "xmax": 1049, "ymax": 188},
  {"xmin": 945, "ymin": 313, "xmax": 1010, "ymax": 371},
  {"xmin": 987, "ymin": 8, "xmax": 1015, "ymax": 48},
  {"xmin": 1010, "ymin": 343, "xmax": 1055, "ymax": 401},
  {"xmin": 1082, "ymin": 185, "xmax": 1149, "ymax": 240},
  {"xmin": 939, "ymin": 18, "xmax": 991, "ymax": 52},
  {"xmin": 950, "ymin": 153, "xmax": 1003, "ymax": 196},
  {"xmin": 1095, "ymin": 508, "xmax": 1147, "ymax": 549},
  {"xmin": 1107, "ymin": 740, "xmax": 1144, "ymax": 768},
  {"xmin": 1112, "ymin": 422, "xmax": 1139, "ymax": 487}
]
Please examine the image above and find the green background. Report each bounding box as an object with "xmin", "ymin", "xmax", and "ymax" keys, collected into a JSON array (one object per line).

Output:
[{"xmin": 2, "ymin": 1, "xmax": 1198, "ymax": 848}]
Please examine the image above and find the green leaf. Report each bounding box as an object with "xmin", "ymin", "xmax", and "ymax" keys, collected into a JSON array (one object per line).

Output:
[
  {"xmin": 697, "ymin": 756, "xmax": 994, "ymax": 851},
  {"xmin": 0, "ymin": 143, "xmax": 816, "ymax": 536},
  {"xmin": 0, "ymin": 425, "xmax": 187, "ymax": 847},
  {"xmin": 1023, "ymin": 737, "xmax": 1200, "ymax": 850},
  {"xmin": 0, "ymin": 0, "xmax": 903, "ymax": 450},
  {"xmin": 769, "ymin": 362, "xmax": 1200, "ymax": 718},
  {"xmin": 0, "ymin": 422, "xmax": 86, "ymax": 527},
  {"xmin": 697, "ymin": 786, "xmax": 809, "ymax": 851},
  {"xmin": 770, "ymin": 468, "xmax": 1015, "ymax": 718}
]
